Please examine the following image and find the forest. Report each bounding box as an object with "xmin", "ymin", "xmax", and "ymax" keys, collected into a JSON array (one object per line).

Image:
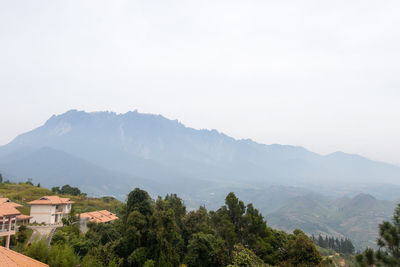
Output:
[
  {"xmin": 5, "ymin": 182, "xmax": 400, "ymax": 266},
  {"xmin": 20, "ymin": 188, "xmax": 325, "ymax": 266},
  {"xmin": 312, "ymin": 235, "xmax": 355, "ymax": 255}
]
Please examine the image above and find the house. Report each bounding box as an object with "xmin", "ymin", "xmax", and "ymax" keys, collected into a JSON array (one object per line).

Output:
[
  {"xmin": 0, "ymin": 245, "xmax": 48, "ymax": 266},
  {"xmin": 0, "ymin": 198, "xmax": 33, "ymax": 225},
  {"xmin": 79, "ymin": 210, "xmax": 118, "ymax": 224},
  {"xmin": 28, "ymin": 196, "xmax": 74, "ymax": 225},
  {"xmin": 0, "ymin": 203, "xmax": 21, "ymax": 249}
]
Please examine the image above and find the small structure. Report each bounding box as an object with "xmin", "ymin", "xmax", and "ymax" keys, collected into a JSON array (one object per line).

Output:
[
  {"xmin": 80, "ymin": 210, "xmax": 118, "ymax": 224},
  {"xmin": 28, "ymin": 196, "xmax": 74, "ymax": 225},
  {"xmin": 0, "ymin": 245, "xmax": 48, "ymax": 266}
]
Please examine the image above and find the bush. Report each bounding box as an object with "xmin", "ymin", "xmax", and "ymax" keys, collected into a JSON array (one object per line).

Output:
[
  {"xmin": 81, "ymin": 254, "xmax": 105, "ymax": 267},
  {"xmin": 25, "ymin": 239, "xmax": 49, "ymax": 263},
  {"xmin": 16, "ymin": 231, "xmax": 28, "ymax": 244},
  {"xmin": 143, "ymin": 259, "xmax": 155, "ymax": 267},
  {"xmin": 51, "ymin": 231, "xmax": 67, "ymax": 245},
  {"xmin": 48, "ymin": 244, "xmax": 79, "ymax": 267}
]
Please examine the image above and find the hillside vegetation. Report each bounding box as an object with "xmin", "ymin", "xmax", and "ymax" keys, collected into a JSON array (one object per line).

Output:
[{"xmin": 0, "ymin": 182, "xmax": 123, "ymax": 215}]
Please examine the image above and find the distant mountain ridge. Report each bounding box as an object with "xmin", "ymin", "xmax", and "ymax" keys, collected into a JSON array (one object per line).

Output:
[{"xmin": 1, "ymin": 109, "xmax": 400, "ymax": 205}]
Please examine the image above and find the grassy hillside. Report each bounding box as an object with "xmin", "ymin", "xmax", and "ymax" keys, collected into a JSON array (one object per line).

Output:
[{"xmin": 0, "ymin": 182, "xmax": 124, "ymax": 215}]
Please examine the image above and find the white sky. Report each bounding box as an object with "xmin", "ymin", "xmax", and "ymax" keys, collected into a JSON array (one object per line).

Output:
[{"xmin": 1, "ymin": 0, "xmax": 400, "ymax": 165}]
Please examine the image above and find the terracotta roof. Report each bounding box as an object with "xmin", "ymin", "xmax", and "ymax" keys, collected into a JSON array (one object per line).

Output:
[
  {"xmin": 80, "ymin": 210, "xmax": 119, "ymax": 223},
  {"xmin": 0, "ymin": 246, "xmax": 48, "ymax": 267},
  {"xmin": 27, "ymin": 196, "xmax": 74, "ymax": 205},
  {"xmin": 0, "ymin": 199, "xmax": 23, "ymax": 208},
  {"xmin": 0, "ymin": 198, "xmax": 9, "ymax": 203},
  {"xmin": 0, "ymin": 205, "xmax": 20, "ymax": 217},
  {"xmin": 0, "ymin": 198, "xmax": 22, "ymax": 217},
  {"xmin": 16, "ymin": 215, "xmax": 32, "ymax": 220}
]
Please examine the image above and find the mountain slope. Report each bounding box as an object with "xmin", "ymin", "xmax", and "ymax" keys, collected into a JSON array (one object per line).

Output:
[
  {"xmin": 0, "ymin": 147, "xmax": 148, "ymax": 198},
  {"xmin": 266, "ymin": 193, "xmax": 396, "ymax": 249},
  {"xmin": 1, "ymin": 109, "xmax": 400, "ymax": 204}
]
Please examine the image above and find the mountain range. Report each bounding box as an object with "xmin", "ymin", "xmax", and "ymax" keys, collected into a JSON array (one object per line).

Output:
[{"xmin": 1, "ymin": 109, "xmax": 400, "ymax": 212}]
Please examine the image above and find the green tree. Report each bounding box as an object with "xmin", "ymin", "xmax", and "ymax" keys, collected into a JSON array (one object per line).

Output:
[
  {"xmin": 146, "ymin": 198, "xmax": 184, "ymax": 267},
  {"xmin": 113, "ymin": 210, "xmax": 147, "ymax": 260},
  {"xmin": 284, "ymin": 231, "xmax": 322, "ymax": 267},
  {"xmin": 184, "ymin": 232, "xmax": 229, "ymax": 267},
  {"xmin": 48, "ymin": 243, "xmax": 79, "ymax": 267},
  {"xmin": 87, "ymin": 243, "xmax": 122, "ymax": 267},
  {"xmin": 356, "ymin": 248, "xmax": 376, "ymax": 267},
  {"xmin": 51, "ymin": 230, "xmax": 67, "ymax": 245},
  {"xmin": 127, "ymin": 247, "xmax": 148, "ymax": 266},
  {"xmin": 81, "ymin": 254, "xmax": 106, "ymax": 267},
  {"xmin": 242, "ymin": 203, "xmax": 268, "ymax": 244},
  {"xmin": 126, "ymin": 188, "xmax": 153, "ymax": 216},
  {"xmin": 373, "ymin": 203, "xmax": 400, "ymax": 266},
  {"xmin": 143, "ymin": 259, "xmax": 155, "ymax": 267},
  {"xmin": 210, "ymin": 208, "xmax": 237, "ymax": 251},
  {"xmin": 25, "ymin": 239, "xmax": 49, "ymax": 263},
  {"xmin": 0, "ymin": 173, "xmax": 3, "ymax": 183},
  {"xmin": 60, "ymin": 184, "xmax": 81, "ymax": 195},
  {"xmin": 183, "ymin": 206, "xmax": 213, "ymax": 244},
  {"xmin": 227, "ymin": 243, "xmax": 266, "ymax": 267},
  {"xmin": 165, "ymin": 193, "xmax": 186, "ymax": 231},
  {"xmin": 225, "ymin": 192, "xmax": 245, "ymax": 233}
]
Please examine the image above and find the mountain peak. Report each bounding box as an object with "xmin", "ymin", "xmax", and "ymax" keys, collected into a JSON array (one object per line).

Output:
[{"xmin": 2, "ymin": 109, "xmax": 400, "ymax": 202}]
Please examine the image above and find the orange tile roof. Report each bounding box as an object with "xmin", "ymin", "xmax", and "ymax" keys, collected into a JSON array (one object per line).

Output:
[
  {"xmin": 0, "ymin": 198, "xmax": 9, "ymax": 203},
  {"xmin": 0, "ymin": 245, "xmax": 48, "ymax": 266},
  {"xmin": 0, "ymin": 199, "xmax": 23, "ymax": 208},
  {"xmin": 0, "ymin": 205, "xmax": 20, "ymax": 217},
  {"xmin": 80, "ymin": 210, "xmax": 119, "ymax": 223},
  {"xmin": 27, "ymin": 196, "xmax": 74, "ymax": 205}
]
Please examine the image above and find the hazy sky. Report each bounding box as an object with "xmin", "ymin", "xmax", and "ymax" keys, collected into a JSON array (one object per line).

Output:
[{"xmin": 1, "ymin": 0, "xmax": 400, "ymax": 165}]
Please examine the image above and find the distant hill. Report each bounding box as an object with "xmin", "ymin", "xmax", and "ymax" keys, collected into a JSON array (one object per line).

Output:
[
  {"xmin": 266, "ymin": 193, "xmax": 396, "ymax": 249},
  {"xmin": 1, "ymin": 109, "xmax": 400, "ymax": 209}
]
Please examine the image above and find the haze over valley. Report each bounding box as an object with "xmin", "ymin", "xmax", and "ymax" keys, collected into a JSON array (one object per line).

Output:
[{"xmin": 1, "ymin": 109, "xmax": 399, "ymax": 250}]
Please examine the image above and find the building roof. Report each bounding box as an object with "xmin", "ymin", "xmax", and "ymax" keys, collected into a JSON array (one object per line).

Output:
[
  {"xmin": 0, "ymin": 198, "xmax": 23, "ymax": 208},
  {"xmin": 27, "ymin": 196, "xmax": 74, "ymax": 205},
  {"xmin": 80, "ymin": 210, "xmax": 119, "ymax": 223},
  {"xmin": 0, "ymin": 205, "xmax": 21, "ymax": 217},
  {"xmin": 16, "ymin": 214, "xmax": 32, "ymax": 221},
  {"xmin": 0, "ymin": 245, "xmax": 48, "ymax": 266}
]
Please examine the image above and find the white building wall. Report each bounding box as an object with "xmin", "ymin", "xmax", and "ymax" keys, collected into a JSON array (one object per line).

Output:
[
  {"xmin": 65, "ymin": 204, "xmax": 72, "ymax": 213},
  {"xmin": 30, "ymin": 205, "xmax": 56, "ymax": 224},
  {"xmin": 30, "ymin": 203, "xmax": 72, "ymax": 225}
]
